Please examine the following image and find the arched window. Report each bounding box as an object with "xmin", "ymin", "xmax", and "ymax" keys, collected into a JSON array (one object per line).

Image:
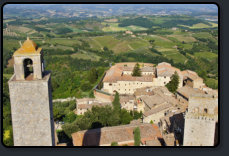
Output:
[
  {"xmin": 23, "ymin": 58, "xmax": 33, "ymax": 79},
  {"xmin": 204, "ymin": 108, "xmax": 208, "ymax": 114}
]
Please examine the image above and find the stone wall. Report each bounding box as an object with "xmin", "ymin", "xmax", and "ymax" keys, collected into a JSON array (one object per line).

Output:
[
  {"xmin": 94, "ymin": 89, "xmax": 114, "ymax": 102},
  {"xmin": 8, "ymin": 73, "xmax": 55, "ymax": 146},
  {"xmin": 188, "ymin": 95, "xmax": 218, "ymax": 116},
  {"xmin": 183, "ymin": 117, "xmax": 216, "ymax": 146}
]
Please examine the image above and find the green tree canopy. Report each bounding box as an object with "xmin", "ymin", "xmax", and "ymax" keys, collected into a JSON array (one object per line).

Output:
[
  {"xmin": 120, "ymin": 109, "xmax": 133, "ymax": 125},
  {"xmin": 132, "ymin": 63, "xmax": 142, "ymax": 77},
  {"xmin": 88, "ymin": 67, "xmax": 98, "ymax": 83},
  {"xmin": 112, "ymin": 91, "xmax": 121, "ymax": 112},
  {"xmin": 134, "ymin": 127, "xmax": 141, "ymax": 146},
  {"xmin": 165, "ymin": 71, "xmax": 179, "ymax": 93}
]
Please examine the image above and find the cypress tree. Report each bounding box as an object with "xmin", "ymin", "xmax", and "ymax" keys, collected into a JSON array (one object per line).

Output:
[
  {"xmin": 134, "ymin": 127, "xmax": 141, "ymax": 146},
  {"xmin": 165, "ymin": 71, "xmax": 179, "ymax": 93},
  {"xmin": 112, "ymin": 91, "xmax": 121, "ymax": 112},
  {"xmin": 132, "ymin": 63, "xmax": 142, "ymax": 77}
]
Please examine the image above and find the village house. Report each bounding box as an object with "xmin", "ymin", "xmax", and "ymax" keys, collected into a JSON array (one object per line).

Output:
[
  {"xmin": 75, "ymin": 98, "xmax": 111, "ymax": 115},
  {"xmin": 125, "ymin": 30, "xmax": 133, "ymax": 35},
  {"xmin": 133, "ymin": 86, "xmax": 181, "ymax": 125},
  {"xmin": 71, "ymin": 123, "xmax": 163, "ymax": 146},
  {"xmin": 119, "ymin": 95, "xmax": 136, "ymax": 111},
  {"xmin": 182, "ymin": 70, "xmax": 204, "ymax": 89},
  {"xmin": 176, "ymin": 86, "xmax": 206, "ymax": 104}
]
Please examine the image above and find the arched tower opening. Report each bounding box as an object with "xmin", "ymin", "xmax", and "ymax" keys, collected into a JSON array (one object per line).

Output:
[{"xmin": 23, "ymin": 58, "xmax": 33, "ymax": 79}]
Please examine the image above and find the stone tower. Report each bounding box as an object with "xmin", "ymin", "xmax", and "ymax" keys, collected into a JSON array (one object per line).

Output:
[
  {"xmin": 183, "ymin": 93, "xmax": 218, "ymax": 146},
  {"xmin": 8, "ymin": 37, "xmax": 55, "ymax": 146}
]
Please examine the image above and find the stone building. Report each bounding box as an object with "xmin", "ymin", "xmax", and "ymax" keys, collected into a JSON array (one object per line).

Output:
[
  {"xmin": 159, "ymin": 111, "xmax": 185, "ymax": 146},
  {"xmin": 102, "ymin": 62, "xmax": 156, "ymax": 95},
  {"xmin": 101, "ymin": 62, "xmax": 198, "ymax": 95},
  {"xmin": 76, "ymin": 98, "xmax": 111, "ymax": 115},
  {"xmin": 119, "ymin": 95, "xmax": 136, "ymax": 111},
  {"xmin": 71, "ymin": 123, "xmax": 163, "ymax": 146},
  {"xmin": 156, "ymin": 62, "xmax": 183, "ymax": 88},
  {"xmin": 183, "ymin": 94, "xmax": 218, "ymax": 146},
  {"xmin": 182, "ymin": 70, "xmax": 204, "ymax": 89},
  {"xmin": 176, "ymin": 86, "xmax": 205, "ymax": 104},
  {"xmin": 8, "ymin": 38, "xmax": 55, "ymax": 146}
]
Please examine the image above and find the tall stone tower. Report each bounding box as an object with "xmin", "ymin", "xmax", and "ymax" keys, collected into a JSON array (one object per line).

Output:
[
  {"xmin": 183, "ymin": 93, "xmax": 218, "ymax": 146},
  {"xmin": 8, "ymin": 37, "xmax": 55, "ymax": 146}
]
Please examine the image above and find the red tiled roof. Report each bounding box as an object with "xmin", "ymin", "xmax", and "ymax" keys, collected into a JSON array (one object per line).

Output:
[{"xmin": 72, "ymin": 123, "xmax": 162, "ymax": 146}]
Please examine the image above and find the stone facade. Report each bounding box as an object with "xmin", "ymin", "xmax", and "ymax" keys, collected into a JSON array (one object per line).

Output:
[
  {"xmin": 183, "ymin": 94, "xmax": 218, "ymax": 146},
  {"xmin": 101, "ymin": 62, "xmax": 193, "ymax": 95},
  {"xmin": 183, "ymin": 116, "xmax": 216, "ymax": 146},
  {"xmin": 8, "ymin": 73, "xmax": 55, "ymax": 146}
]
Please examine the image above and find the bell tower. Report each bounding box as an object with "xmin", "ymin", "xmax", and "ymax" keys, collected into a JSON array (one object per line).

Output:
[{"xmin": 8, "ymin": 38, "xmax": 55, "ymax": 146}]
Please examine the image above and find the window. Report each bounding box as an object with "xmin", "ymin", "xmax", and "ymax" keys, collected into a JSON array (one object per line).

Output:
[
  {"xmin": 164, "ymin": 76, "xmax": 166, "ymax": 78},
  {"xmin": 23, "ymin": 58, "xmax": 33, "ymax": 79},
  {"xmin": 109, "ymin": 83, "xmax": 112, "ymax": 86},
  {"xmin": 204, "ymin": 108, "xmax": 208, "ymax": 113}
]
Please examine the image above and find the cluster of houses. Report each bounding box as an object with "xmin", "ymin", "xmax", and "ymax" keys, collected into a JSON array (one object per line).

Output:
[{"xmin": 69, "ymin": 62, "xmax": 218, "ymax": 146}]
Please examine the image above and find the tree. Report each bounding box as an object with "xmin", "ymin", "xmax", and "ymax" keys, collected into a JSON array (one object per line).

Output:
[
  {"xmin": 165, "ymin": 71, "xmax": 179, "ymax": 93},
  {"xmin": 111, "ymin": 142, "xmax": 119, "ymax": 146},
  {"xmin": 63, "ymin": 112, "xmax": 77, "ymax": 123},
  {"xmin": 80, "ymin": 81, "xmax": 92, "ymax": 92},
  {"xmin": 132, "ymin": 63, "xmax": 141, "ymax": 77},
  {"xmin": 120, "ymin": 109, "xmax": 133, "ymax": 124},
  {"xmin": 88, "ymin": 67, "xmax": 98, "ymax": 83},
  {"xmin": 134, "ymin": 127, "xmax": 141, "ymax": 146},
  {"xmin": 112, "ymin": 91, "xmax": 121, "ymax": 112}
]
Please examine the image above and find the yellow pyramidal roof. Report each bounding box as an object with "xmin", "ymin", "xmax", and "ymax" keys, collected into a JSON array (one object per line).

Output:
[{"xmin": 14, "ymin": 37, "xmax": 42, "ymax": 56}]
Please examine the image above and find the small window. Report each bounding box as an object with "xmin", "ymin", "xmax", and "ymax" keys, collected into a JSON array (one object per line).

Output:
[
  {"xmin": 164, "ymin": 76, "xmax": 166, "ymax": 78},
  {"xmin": 204, "ymin": 108, "xmax": 208, "ymax": 113},
  {"xmin": 109, "ymin": 83, "xmax": 112, "ymax": 86}
]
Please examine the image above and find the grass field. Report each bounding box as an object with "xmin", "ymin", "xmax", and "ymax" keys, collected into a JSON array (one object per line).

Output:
[
  {"xmin": 192, "ymin": 32, "xmax": 213, "ymax": 39},
  {"xmin": 167, "ymin": 34, "xmax": 196, "ymax": 43},
  {"xmin": 161, "ymin": 50, "xmax": 187, "ymax": 63},
  {"xmin": 179, "ymin": 22, "xmax": 218, "ymax": 29},
  {"xmin": 194, "ymin": 52, "xmax": 218, "ymax": 61},
  {"xmin": 101, "ymin": 22, "xmax": 147, "ymax": 32},
  {"xmin": 71, "ymin": 51, "xmax": 101, "ymax": 61}
]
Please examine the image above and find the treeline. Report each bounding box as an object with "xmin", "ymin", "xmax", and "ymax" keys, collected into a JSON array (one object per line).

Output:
[
  {"xmin": 45, "ymin": 49, "xmax": 75, "ymax": 55},
  {"xmin": 3, "ymin": 76, "xmax": 14, "ymax": 146},
  {"xmin": 118, "ymin": 16, "xmax": 211, "ymax": 29},
  {"xmin": 119, "ymin": 17, "xmax": 157, "ymax": 28},
  {"xmin": 54, "ymin": 27, "xmax": 73, "ymax": 35}
]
